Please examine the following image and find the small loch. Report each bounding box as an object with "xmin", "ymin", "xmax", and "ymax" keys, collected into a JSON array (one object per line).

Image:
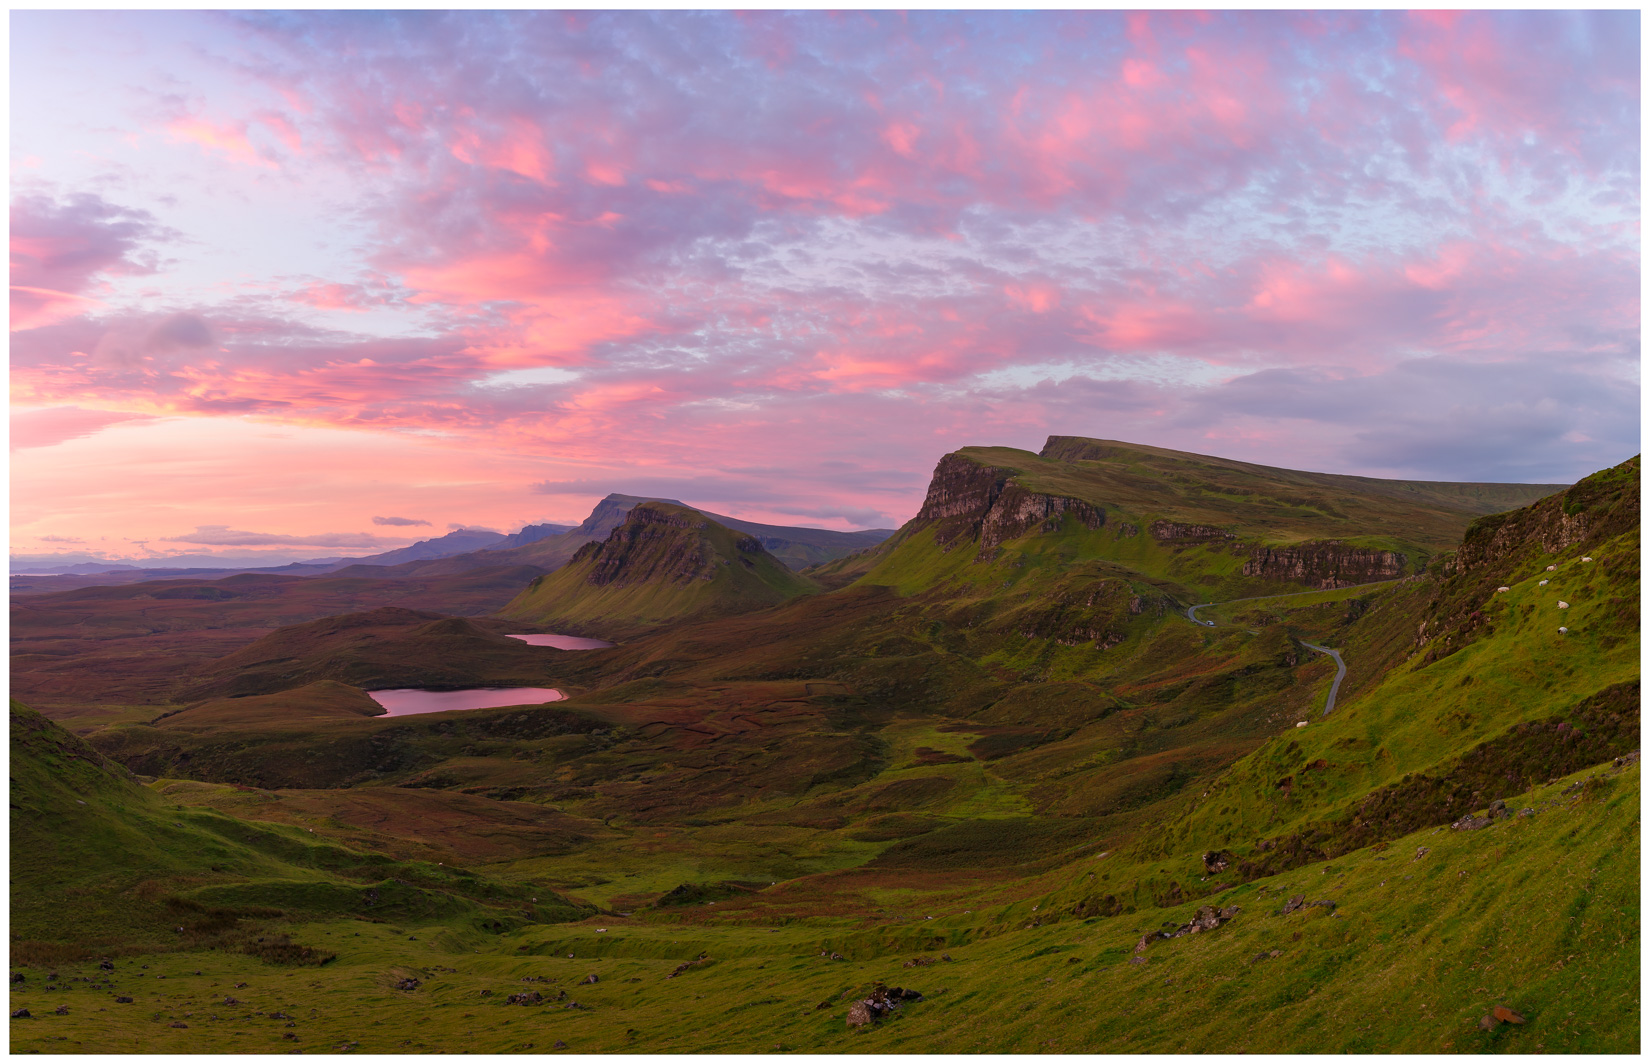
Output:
[
  {"xmin": 506, "ymin": 633, "xmax": 615, "ymax": 650},
  {"xmin": 367, "ymin": 687, "xmax": 567, "ymax": 717}
]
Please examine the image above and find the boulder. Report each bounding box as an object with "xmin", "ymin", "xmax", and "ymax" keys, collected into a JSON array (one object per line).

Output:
[
  {"xmin": 115, "ymin": 996, "xmax": 133, "ymax": 1004},
  {"xmin": 846, "ymin": 1001, "xmax": 874, "ymax": 1027},
  {"xmin": 1493, "ymin": 1006, "xmax": 1526, "ymax": 1024},
  {"xmin": 53, "ymin": 1006, "xmax": 68, "ymax": 1016},
  {"xmin": 11, "ymin": 1009, "xmax": 30, "ymax": 1019},
  {"xmin": 1414, "ymin": 846, "xmax": 1430, "ymax": 860},
  {"xmin": 9, "ymin": 974, "xmax": 21, "ymax": 984},
  {"xmin": 1201, "ymin": 850, "xmax": 1233, "ymax": 874},
  {"xmin": 394, "ymin": 978, "xmax": 421, "ymax": 992},
  {"xmin": 1280, "ymin": 894, "xmax": 1307, "ymax": 915},
  {"xmin": 1479, "ymin": 1014, "xmax": 1499, "ymax": 1031}
]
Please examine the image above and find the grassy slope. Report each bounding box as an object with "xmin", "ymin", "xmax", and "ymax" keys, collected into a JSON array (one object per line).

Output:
[
  {"xmin": 10, "ymin": 760, "xmax": 1635, "ymax": 1053},
  {"xmin": 11, "ymin": 446, "xmax": 1633, "ymax": 1054},
  {"xmin": 500, "ymin": 503, "xmax": 819, "ymax": 637}
]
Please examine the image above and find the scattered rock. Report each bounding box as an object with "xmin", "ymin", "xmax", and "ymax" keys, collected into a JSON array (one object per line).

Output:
[
  {"xmin": 814, "ymin": 999, "xmax": 833, "ymax": 1010},
  {"xmin": 941, "ymin": 953, "xmax": 952, "ymax": 962},
  {"xmin": 1280, "ymin": 894, "xmax": 1307, "ymax": 915},
  {"xmin": 394, "ymin": 978, "xmax": 421, "ymax": 992},
  {"xmin": 1201, "ymin": 850, "xmax": 1233, "ymax": 874},
  {"xmin": 846, "ymin": 984, "xmax": 922, "ymax": 1026},
  {"xmin": 1479, "ymin": 1014, "xmax": 1499, "ymax": 1031},
  {"xmin": 478, "ymin": 989, "xmax": 491, "ymax": 997},
  {"xmin": 11, "ymin": 1009, "xmax": 31, "ymax": 1019},
  {"xmin": 553, "ymin": 1041, "xmax": 566, "ymax": 1050},
  {"xmin": 9, "ymin": 974, "xmax": 21, "ymax": 984},
  {"xmin": 98, "ymin": 961, "xmax": 114, "ymax": 971},
  {"xmin": 52, "ymin": 1006, "xmax": 67, "ymax": 1016},
  {"xmin": 1493, "ymin": 1005, "xmax": 1526, "ymax": 1024},
  {"xmin": 1127, "ymin": 957, "xmax": 1145, "ymax": 965},
  {"xmin": 1451, "ymin": 814, "xmax": 1492, "ymax": 831},
  {"xmin": 171, "ymin": 1022, "xmax": 189, "ymax": 1028},
  {"xmin": 269, "ymin": 1011, "xmax": 291, "ymax": 1020},
  {"xmin": 1414, "ymin": 847, "xmax": 1430, "ymax": 861},
  {"xmin": 1489, "ymin": 799, "xmax": 1508, "ymax": 817},
  {"xmin": 1518, "ymin": 808, "xmax": 1535, "ymax": 818},
  {"xmin": 115, "ymin": 997, "xmax": 133, "ymax": 1004},
  {"xmin": 505, "ymin": 991, "xmax": 542, "ymax": 1006},
  {"xmin": 580, "ymin": 974, "xmax": 598, "ymax": 985},
  {"xmin": 1615, "ymin": 751, "xmax": 1640, "ymax": 768},
  {"xmin": 902, "ymin": 956, "xmax": 937, "ymax": 968}
]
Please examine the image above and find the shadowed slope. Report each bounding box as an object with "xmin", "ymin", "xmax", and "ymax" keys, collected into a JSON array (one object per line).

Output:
[{"xmin": 500, "ymin": 502, "xmax": 820, "ymax": 637}]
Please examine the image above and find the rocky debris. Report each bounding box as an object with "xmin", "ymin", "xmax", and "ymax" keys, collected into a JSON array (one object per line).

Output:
[
  {"xmin": 1137, "ymin": 905, "xmax": 1240, "ymax": 952},
  {"xmin": 1517, "ymin": 808, "xmax": 1535, "ymax": 817},
  {"xmin": 1451, "ymin": 814, "xmax": 1493, "ymax": 831},
  {"xmin": 505, "ymin": 991, "xmax": 543, "ymax": 1006},
  {"xmin": 1414, "ymin": 846, "xmax": 1430, "ymax": 861},
  {"xmin": 1493, "ymin": 1006, "xmax": 1526, "ymax": 1024},
  {"xmin": 478, "ymin": 989, "xmax": 491, "ymax": 997},
  {"xmin": 223, "ymin": 995, "xmax": 240, "ymax": 1005},
  {"xmin": 1615, "ymin": 751, "xmax": 1640, "ymax": 768},
  {"xmin": 53, "ymin": 1006, "xmax": 68, "ymax": 1016},
  {"xmin": 269, "ymin": 1011, "xmax": 291, "ymax": 1020},
  {"xmin": 1279, "ymin": 894, "xmax": 1307, "ymax": 915},
  {"xmin": 902, "ymin": 956, "xmax": 938, "ymax": 969},
  {"xmin": 579, "ymin": 974, "xmax": 599, "ymax": 985},
  {"xmin": 1479, "ymin": 1014, "xmax": 1499, "ymax": 1031},
  {"xmin": 846, "ymin": 984, "xmax": 922, "ymax": 1027},
  {"xmin": 1202, "ymin": 850, "xmax": 1233, "ymax": 874},
  {"xmin": 553, "ymin": 1041, "xmax": 567, "ymax": 1050},
  {"xmin": 668, "ymin": 955, "xmax": 712, "ymax": 979},
  {"xmin": 1128, "ymin": 957, "xmax": 1146, "ymax": 965},
  {"xmin": 98, "ymin": 961, "xmax": 114, "ymax": 971},
  {"xmin": 394, "ymin": 978, "xmax": 421, "ymax": 992},
  {"xmin": 1250, "ymin": 950, "xmax": 1284, "ymax": 963},
  {"xmin": 11, "ymin": 1009, "xmax": 31, "ymax": 1019},
  {"xmin": 814, "ymin": 999, "xmax": 834, "ymax": 1011},
  {"xmin": 115, "ymin": 996, "xmax": 134, "ymax": 1004}
]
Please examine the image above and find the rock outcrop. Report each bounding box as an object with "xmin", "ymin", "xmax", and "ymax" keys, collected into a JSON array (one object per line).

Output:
[
  {"xmin": 1241, "ymin": 542, "xmax": 1407, "ymax": 589},
  {"xmin": 1150, "ymin": 521, "xmax": 1237, "ymax": 542},
  {"xmin": 912, "ymin": 454, "xmax": 1103, "ymax": 559}
]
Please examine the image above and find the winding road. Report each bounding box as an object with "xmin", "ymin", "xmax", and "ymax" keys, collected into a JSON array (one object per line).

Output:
[{"xmin": 1184, "ymin": 597, "xmax": 1354, "ymax": 718}]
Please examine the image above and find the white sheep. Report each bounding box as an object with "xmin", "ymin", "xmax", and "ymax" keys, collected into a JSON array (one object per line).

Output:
[
  {"xmin": 1539, "ymin": 579, "xmax": 1549, "ymax": 586},
  {"xmin": 1496, "ymin": 586, "xmax": 1511, "ymax": 593},
  {"xmin": 1546, "ymin": 564, "xmax": 1557, "ymax": 571},
  {"xmin": 1557, "ymin": 601, "xmax": 1569, "ymax": 609},
  {"xmin": 1558, "ymin": 627, "xmax": 1568, "ymax": 634},
  {"xmin": 1582, "ymin": 556, "xmax": 1593, "ymax": 562},
  {"xmin": 1295, "ymin": 721, "xmax": 1308, "ymax": 728}
]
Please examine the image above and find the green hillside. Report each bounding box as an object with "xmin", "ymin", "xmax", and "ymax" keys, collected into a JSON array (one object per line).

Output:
[
  {"xmin": 12, "ymin": 443, "xmax": 1634, "ymax": 1054},
  {"xmin": 500, "ymin": 502, "xmax": 819, "ymax": 637}
]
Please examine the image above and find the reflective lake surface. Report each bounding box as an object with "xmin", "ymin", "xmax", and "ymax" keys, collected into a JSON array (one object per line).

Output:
[
  {"xmin": 506, "ymin": 633, "xmax": 615, "ymax": 650},
  {"xmin": 367, "ymin": 687, "xmax": 567, "ymax": 717}
]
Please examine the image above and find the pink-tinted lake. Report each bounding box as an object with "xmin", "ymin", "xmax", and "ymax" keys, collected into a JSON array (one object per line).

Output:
[
  {"xmin": 367, "ymin": 687, "xmax": 567, "ymax": 717},
  {"xmin": 506, "ymin": 633, "xmax": 615, "ymax": 650}
]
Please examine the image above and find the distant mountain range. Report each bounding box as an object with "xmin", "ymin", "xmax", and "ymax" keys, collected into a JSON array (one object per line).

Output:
[{"xmin": 9, "ymin": 496, "xmax": 896, "ymax": 592}]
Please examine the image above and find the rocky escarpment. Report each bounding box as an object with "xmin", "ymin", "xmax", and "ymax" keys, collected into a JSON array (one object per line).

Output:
[
  {"xmin": 1241, "ymin": 542, "xmax": 1407, "ymax": 589},
  {"xmin": 1413, "ymin": 456, "xmax": 1638, "ymax": 665},
  {"xmin": 1448, "ymin": 455, "xmax": 1637, "ymax": 575},
  {"xmin": 1150, "ymin": 521, "xmax": 1238, "ymax": 542},
  {"xmin": 572, "ymin": 505, "xmax": 764, "ymax": 588},
  {"xmin": 912, "ymin": 453, "xmax": 1104, "ymax": 559}
]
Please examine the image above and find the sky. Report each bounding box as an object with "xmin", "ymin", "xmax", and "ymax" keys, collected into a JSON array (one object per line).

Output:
[{"xmin": 10, "ymin": 10, "xmax": 1641, "ymax": 567}]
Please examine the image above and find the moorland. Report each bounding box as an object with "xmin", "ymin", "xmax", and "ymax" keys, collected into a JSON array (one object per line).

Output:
[{"xmin": 10, "ymin": 435, "xmax": 1638, "ymax": 1053}]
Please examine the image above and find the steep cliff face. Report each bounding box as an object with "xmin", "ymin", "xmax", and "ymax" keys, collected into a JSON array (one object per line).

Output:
[
  {"xmin": 1241, "ymin": 543, "xmax": 1407, "ymax": 590},
  {"xmin": 912, "ymin": 453, "xmax": 1104, "ymax": 559}
]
